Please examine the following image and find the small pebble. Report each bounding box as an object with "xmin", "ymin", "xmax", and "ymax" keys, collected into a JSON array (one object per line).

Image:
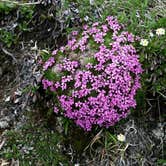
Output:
[{"xmin": 0, "ymin": 121, "xmax": 9, "ymax": 129}]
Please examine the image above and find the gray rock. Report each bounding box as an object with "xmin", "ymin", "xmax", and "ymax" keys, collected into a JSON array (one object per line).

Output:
[{"xmin": 0, "ymin": 120, "xmax": 9, "ymax": 129}]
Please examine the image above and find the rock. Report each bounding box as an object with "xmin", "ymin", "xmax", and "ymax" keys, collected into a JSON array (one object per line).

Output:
[{"xmin": 0, "ymin": 120, "xmax": 9, "ymax": 129}]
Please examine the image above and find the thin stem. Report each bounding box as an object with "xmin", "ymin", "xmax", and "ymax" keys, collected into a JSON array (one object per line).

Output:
[{"xmin": 0, "ymin": 0, "xmax": 41, "ymax": 6}]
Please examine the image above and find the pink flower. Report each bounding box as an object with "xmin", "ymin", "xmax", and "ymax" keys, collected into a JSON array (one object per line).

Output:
[
  {"xmin": 72, "ymin": 31, "xmax": 78, "ymax": 36},
  {"xmin": 42, "ymin": 16, "xmax": 143, "ymax": 131},
  {"xmin": 92, "ymin": 22, "xmax": 99, "ymax": 27},
  {"xmin": 102, "ymin": 24, "xmax": 109, "ymax": 32},
  {"xmin": 42, "ymin": 79, "xmax": 53, "ymax": 90},
  {"xmin": 43, "ymin": 57, "xmax": 55, "ymax": 71},
  {"xmin": 83, "ymin": 25, "xmax": 88, "ymax": 30},
  {"xmin": 52, "ymin": 49, "xmax": 58, "ymax": 55},
  {"xmin": 54, "ymin": 106, "xmax": 59, "ymax": 113},
  {"xmin": 60, "ymin": 46, "xmax": 65, "ymax": 52}
]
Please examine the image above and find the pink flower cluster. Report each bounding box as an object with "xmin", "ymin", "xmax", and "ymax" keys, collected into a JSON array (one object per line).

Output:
[
  {"xmin": 43, "ymin": 57, "xmax": 55, "ymax": 71},
  {"xmin": 42, "ymin": 16, "xmax": 143, "ymax": 131}
]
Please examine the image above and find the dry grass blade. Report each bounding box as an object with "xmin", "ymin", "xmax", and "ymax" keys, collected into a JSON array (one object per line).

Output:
[
  {"xmin": 11, "ymin": 159, "xmax": 19, "ymax": 166},
  {"xmin": 0, "ymin": 138, "xmax": 6, "ymax": 150},
  {"xmin": 2, "ymin": 48, "xmax": 17, "ymax": 63},
  {"xmin": 0, "ymin": 0, "xmax": 41, "ymax": 6},
  {"xmin": 150, "ymin": 0, "xmax": 166, "ymax": 17},
  {"xmin": 84, "ymin": 129, "xmax": 103, "ymax": 151},
  {"xmin": 0, "ymin": 159, "xmax": 10, "ymax": 166}
]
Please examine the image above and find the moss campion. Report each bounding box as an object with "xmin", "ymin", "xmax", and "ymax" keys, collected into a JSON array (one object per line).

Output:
[{"xmin": 41, "ymin": 16, "xmax": 143, "ymax": 131}]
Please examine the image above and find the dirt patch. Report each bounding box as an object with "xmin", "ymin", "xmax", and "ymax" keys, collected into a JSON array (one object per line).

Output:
[{"xmin": 0, "ymin": 45, "xmax": 41, "ymax": 131}]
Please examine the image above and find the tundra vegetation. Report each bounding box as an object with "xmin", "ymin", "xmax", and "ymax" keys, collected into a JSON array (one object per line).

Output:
[{"xmin": 0, "ymin": 0, "xmax": 165, "ymax": 165}]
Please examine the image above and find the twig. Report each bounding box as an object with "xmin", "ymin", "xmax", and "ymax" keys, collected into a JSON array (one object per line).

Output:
[
  {"xmin": 2, "ymin": 48, "xmax": 17, "ymax": 63},
  {"xmin": 146, "ymin": 98, "xmax": 153, "ymax": 114},
  {"xmin": 157, "ymin": 91, "xmax": 166, "ymax": 99},
  {"xmin": 0, "ymin": 138, "xmax": 6, "ymax": 150},
  {"xmin": 157, "ymin": 97, "xmax": 161, "ymax": 122},
  {"xmin": 125, "ymin": 120, "xmax": 137, "ymax": 134},
  {"xmin": 0, "ymin": 0, "xmax": 41, "ymax": 6},
  {"xmin": 0, "ymin": 159, "xmax": 10, "ymax": 166},
  {"xmin": 84, "ymin": 129, "xmax": 103, "ymax": 151}
]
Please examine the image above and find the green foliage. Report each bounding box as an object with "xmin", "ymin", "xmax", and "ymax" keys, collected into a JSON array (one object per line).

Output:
[
  {"xmin": 135, "ymin": 89, "xmax": 146, "ymax": 111},
  {"xmin": 1, "ymin": 0, "xmax": 165, "ymax": 164},
  {"xmin": 104, "ymin": 31, "xmax": 113, "ymax": 47},
  {"xmin": 0, "ymin": 124, "xmax": 69, "ymax": 165},
  {"xmin": 18, "ymin": 5, "xmax": 34, "ymax": 32},
  {"xmin": 65, "ymin": 0, "xmax": 156, "ymax": 34},
  {"xmin": 61, "ymin": 117, "xmax": 71, "ymax": 135},
  {"xmin": 63, "ymin": 0, "xmax": 166, "ymax": 102},
  {"xmin": 0, "ymin": 2, "xmax": 16, "ymax": 14},
  {"xmin": 44, "ymin": 69, "xmax": 57, "ymax": 81},
  {"xmin": 70, "ymin": 0, "xmax": 166, "ymax": 106},
  {"xmin": 157, "ymin": 159, "xmax": 166, "ymax": 165},
  {"xmin": 104, "ymin": 131, "xmax": 117, "ymax": 148},
  {"xmin": 22, "ymin": 85, "xmax": 39, "ymax": 95},
  {"xmin": 0, "ymin": 2, "xmax": 35, "ymax": 48},
  {"xmin": 40, "ymin": 50, "xmax": 51, "ymax": 61},
  {"xmin": 20, "ymin": 5, "xmax": 34, "ymax": 20},
  {"xmin": 138, "ymin": 28, "xmax": 166, "ymax": 96},
  {"xmin": 0, "ymin": 29, "xmax": 17, "ymax": 47}
]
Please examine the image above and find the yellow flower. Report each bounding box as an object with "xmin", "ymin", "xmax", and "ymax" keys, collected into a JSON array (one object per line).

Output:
[
  {"xmin": 156, "ymin": 28, "xmax": 165, "ymax": 36},
  {"xmin": 140, "ymin": 39, "xmax": 149, "ymax": 46},
  {"xmin": 117, "ymin": 134, "xmax": 126, "ymax": 142}
]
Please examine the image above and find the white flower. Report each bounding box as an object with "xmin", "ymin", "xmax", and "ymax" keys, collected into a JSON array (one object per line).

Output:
[
  {"xmin": 117, "ymin": 134, "xmax": 126, "ymax": 142},
  {"xmin": 4, "ymin": 96, "xmax": 11, "ymax": 102},
  {"xmin": 140, "ymin": 39, "xmax": 149, "ymax": 46},
  {"xmin": 84, "ymin": 16, "xmax": 89, "ymax": 21},
  {"xmin": 74, "ymin": 164, "xmax": 80, "ymax": 166},
  {"xmin": 156, "ymin": 28, "xmax": 165, "ymax": 36},
  {"xmin": 89, "ymin": 0, "xmax": 94, "ymax": 5},
  {"xmin": 149, "ymin": 32, "xmax": 154, "ymax": 37}
]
